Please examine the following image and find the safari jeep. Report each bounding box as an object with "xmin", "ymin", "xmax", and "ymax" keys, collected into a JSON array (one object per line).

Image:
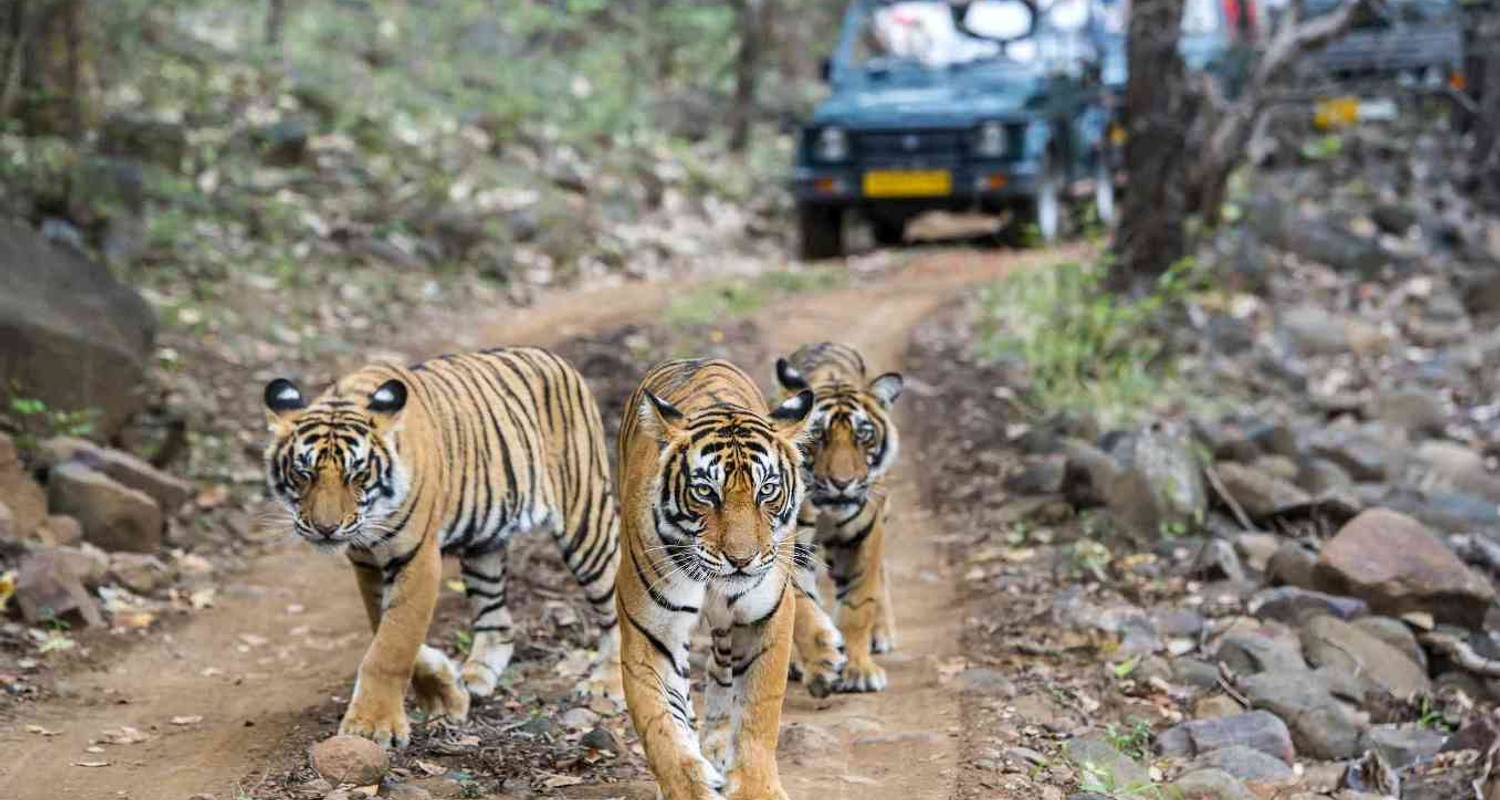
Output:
[{"xmin": 792, "ymin": 0, "xmax": 1115, "ymax": 260}]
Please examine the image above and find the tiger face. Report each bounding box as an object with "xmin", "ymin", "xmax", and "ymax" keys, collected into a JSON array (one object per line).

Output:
[
  {"xmin": 776, "ymin": 359, "xmax": 903, "ymax": 507},
  {"xmin": 262, "ymin": 377, "xmax": 411, "ymax": 550},
  {"xmin": 639, "ymin": 390, "xmax": 814, "ymax": 584}
]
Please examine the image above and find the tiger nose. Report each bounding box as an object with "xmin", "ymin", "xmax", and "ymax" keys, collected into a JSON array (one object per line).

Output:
[
  {"xmin": 724, "ymin": 552, "xmax": 755, "ymax": 569},
  {"xmin": 829, "ymin": 477, "xmax": 855, "ymax": 491},
  {"xmin": 312, "ymin": 522, "xmax": 339, "ymax": 538}
]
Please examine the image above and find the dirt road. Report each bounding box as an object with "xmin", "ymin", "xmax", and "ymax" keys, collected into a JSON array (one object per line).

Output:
[{"xmin": 0, "ymin": 245, "xmax": 1081, "ymax": 799}]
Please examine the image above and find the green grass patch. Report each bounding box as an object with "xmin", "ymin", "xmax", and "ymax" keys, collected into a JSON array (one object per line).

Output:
[
  {"xmin": 664, "ymin": 267, "xmax": 847, "ymax": 328},
  {"xmin": 974, "ymin": 257, "xmax": 1197, "ymax": 425}
]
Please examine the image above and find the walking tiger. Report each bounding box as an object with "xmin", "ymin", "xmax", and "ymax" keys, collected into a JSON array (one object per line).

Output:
[
  {"xmin": 776, "ymin": 342, "xmax": 903, "ymax": 695},
  {"xmin": 615, "ymin": 358, "xmax": 814, "ymax": 800},
  {"xmin": 261, "ymin": 348, "xmax": 620, "ymax": 748}
]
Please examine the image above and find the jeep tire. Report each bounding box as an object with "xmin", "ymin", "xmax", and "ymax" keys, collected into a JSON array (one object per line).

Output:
[
  {"xmin": 871, "ymin": 217, "xmax": 905, "ymax": 248},
  {"xmin": 797, "ymin": 203, "xmax": 844, "ymax": 260}
]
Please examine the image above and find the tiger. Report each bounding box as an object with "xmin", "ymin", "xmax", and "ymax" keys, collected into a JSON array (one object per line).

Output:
[
  {"xmin": 616, "ymin": 358, "xmax": 814, "ymax": 800},
  {"xmin": 261, "ymin": 348, "xmax": 621, "ymax": 748},
  {"xmin": 774, "ymin": 342, "xmax": 903, "ymax": 695}
]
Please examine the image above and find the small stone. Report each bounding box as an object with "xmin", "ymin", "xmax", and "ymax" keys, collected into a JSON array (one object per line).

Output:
[
  {"xmin": 1372, "ymin": 389, "xmax": 1446, "ymax": 437},
  {"xmin": 1005, "ymin": 455, "xmax": 1066, "ymax": 495},
  {"xmin": 1361, "ymin": 725, "xmax": 1447, "ymax": 768},
  {"xmin": 107, "ymin": 552, "xmax": 175, "ymax": 595},
  {"xmin": 1239, "ymin": 671, "xmax": 1366, "ymax": 760},
  {"xmin": 1265, "ymin": 542, "xmax": 1318, "ymax": 589},
  {"xmin": 580, "ymin": 725, "xmax": 620, "ymax": 754},
  {"xmin": 558, "ymin": 706, "xmax": 599, "ymax": 731},
  {"xmin": 1157, "ymin": 711, "xmax": 1294, "ymax": 764},
  {"xmin": 308, "ymin": 735, "xmax": 388, "ymax": 785},
  {"xmin": 1172, "ymin": 767, "xmax": 1255, "ymax": 799},
  {"xmin": 1213, "ymin": 622, "xmax": 1306, "ymax": 676},
  {"xmin": 1215, "ymin": 463, "xmax": 1312, "ymax": 520},
  {"xmin": 1352, "ymin": 616, "xmax": 1426, "ymax": 670},
  {"xmin": 36, "ymin": 514, "xmax": 83, "ymax": 547},
  {"xmin": 1191, "ymin": 745, "xmax": 1294, "ymax": 781},
  {"xmin": 39, "ymin": 437, "xmax": 193, "ymax": 512},
  {"xmin": 1250, "ymin": 586, "xmax": 1368, "ymax": 625},
  {"xmin": 1307, "ymin": 429, "xmax": 1397, "ymax": 482},
  {"xmin": 381, "ymin": 785, "xmax": 433, "ymax": 800},
  {"xmin": 1192, "ymin": 695, "xmax": 1246, "ymax": 720},
  {"xmin": 14, "ymin": 546, "xmax": 104, "ymax": 627},
  {"xmin": 1064, "ymin": 736, "xmax": 1151, "ymax": 792},
  {"xmin": 47, "ymin": 463, "xmax": 163, "ymax": 553},
  {"xmin": 1233, "ymin": 533, "xmax": 1280, "ymax": 572}
]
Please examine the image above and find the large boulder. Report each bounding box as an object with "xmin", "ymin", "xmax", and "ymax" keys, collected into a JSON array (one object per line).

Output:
[
  {"xmin": 0, "ymin": 220, "xmax": 156, "ymax": 437},
  {"xmin": 46, "ymin": 462, "xmax": 162, "ymax": 553},
  {"xmin": 39, "ymin": 437, "xmax": 191, "ymax": 512},
  {"xmin": 1313, "ymin": 508, "xmax": 1495, "ymax": 628}
]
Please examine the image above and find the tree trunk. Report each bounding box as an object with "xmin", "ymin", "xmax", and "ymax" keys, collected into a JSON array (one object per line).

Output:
[
  {"xmin": 265, "ymin": 0, "xmax": 287, "ymax": 47},
  {"xmin": 1473, "ymin": 8, "xmax": 1500, "ymax": 210},
  {"xmin": 729, "ymin": 0, "xmax": 766, "ymax": 153},
  {"xmin": 1109, "ymin": 0, "xmax": 1188, "ymax": 292},
  {"xmin": 1, "ymin": 0, "xmax": 95, "ymax": 138}
]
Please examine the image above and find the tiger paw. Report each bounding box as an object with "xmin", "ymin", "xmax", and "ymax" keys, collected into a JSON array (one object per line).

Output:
[
  {"xmin": 577, "ymin": 657, "xmax": 624, "ymax": 702},
  {"xmin": 339, "ymin": 696, "xmax": 411, "ymax": 749},
  {"xmin": 870, "ymin": 628, "xmax": 896, "ymax": 654},
  {"xmin": 460, "ymin": 660, "xmax": 500, "ymax": 698},
  {"xmin": 700, "ymin": 722, "xmax": 733, "ymax": 773},
  {"xmin": 797, "ymin": 632, "xmax": 846, "ymax": 698},
  {"xmin": 836, "ymin": 657, "xmax": 887, "ymax": 693},
  {"xmin": 412, "ymin": 647, "xmax": 470, "ymax": 722}
]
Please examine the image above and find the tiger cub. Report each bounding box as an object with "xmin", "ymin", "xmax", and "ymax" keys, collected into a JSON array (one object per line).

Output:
[
  {"xmin": 616, "ymin": 359, "xmax": 813, "ymax": 800},
  {"xmin": 775, "ymin": 342, "xmax": 903, "ymax": 694},
  {"xmin": 262, "ymin": 349, "xmax": 620, "ymax": 748}
]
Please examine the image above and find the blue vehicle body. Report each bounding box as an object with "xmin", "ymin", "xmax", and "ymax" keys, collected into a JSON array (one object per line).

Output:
[{"xmin": 792, "ymin": 0, "xmax": 1114, "ymax": 258}]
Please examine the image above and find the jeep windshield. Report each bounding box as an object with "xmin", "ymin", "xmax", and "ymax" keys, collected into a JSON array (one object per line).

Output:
[{"xmin": 849, "ymin": 0, "xmax": 1040, "ymax": 71}]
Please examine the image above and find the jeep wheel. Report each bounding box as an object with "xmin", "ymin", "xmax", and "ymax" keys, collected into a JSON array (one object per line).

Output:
[
  {"xmin": 871, "ymin": 218, "xmax": 905, "ymax": 248},
  {"xmin": 797, "ymin": 203, "xmax": 844, "ymax": 261}
]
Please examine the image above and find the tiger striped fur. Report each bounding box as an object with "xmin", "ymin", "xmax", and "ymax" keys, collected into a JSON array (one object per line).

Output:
[
  {"xmin": 262, "ymin": 348, "xmax": 620, "ymax": 748},
  {"xmin": 616, "ymin": 359, "xmax": 814, "ymax": 800},
  {"xmin": 775, "ymin": 342, "xmax": 903, "ymax": 695}
]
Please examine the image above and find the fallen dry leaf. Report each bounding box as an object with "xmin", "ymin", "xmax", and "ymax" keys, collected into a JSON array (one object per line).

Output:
[
  {"xmin": 98, "ymin": 726, "xmax": 150, "ymax": 745},
  {"xmin": 73, "ymin": 761, "xmax": 109, "ymax": 768},
  {"xmin": 542, "ymin": 774, "xmax": 585, "ymax": 788},
  {"xmin": 25, "ymin": 724, "xmax": 60, "ymax": 736},
  {"xmin": 170, "ymin": 715, "xmax": 204, "ymax": 726}
]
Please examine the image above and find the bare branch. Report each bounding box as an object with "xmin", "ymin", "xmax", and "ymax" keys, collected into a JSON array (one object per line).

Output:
[{"xmin": 1420, "ymin": 629, "xmax": 1500, "ymax": 678}]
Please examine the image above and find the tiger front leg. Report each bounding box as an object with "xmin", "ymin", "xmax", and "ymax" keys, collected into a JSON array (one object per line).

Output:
[
  {"xmin": 341, "ymin": 538, "xmax": 442, "ymax": 748},
  {"xmin": 870, "ymin": 561, "xmax": 897, "ymax": 654},
  {"xmin": 458, "ymin": 547, "xmax": 516, "ymax": 698},
  {"xmin": 827, "ymin": 498, "xmax": 889, "ymax": 693},
  {"xmin": 790, "ymin": 527, "xmax": 844, "ymax": 697},
  {"xmin": 619, "ymin": 553, "xmax": 721, "ymax": 799},
  {"xmin": 700, "ymin": 626, "xmax": 736, "ymax": 774},
  {"xmin": 724, "ymin": 585, "xmax": 795, "ymax": 800},
  {"xmin": 352, "ymin": 562, "xmax": 468, "ymax": 723}
]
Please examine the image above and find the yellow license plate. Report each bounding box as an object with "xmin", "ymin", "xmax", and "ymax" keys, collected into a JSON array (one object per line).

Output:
[{"xmin": 862, "ymin": 170, "xmax": 951, "ymax": 198}]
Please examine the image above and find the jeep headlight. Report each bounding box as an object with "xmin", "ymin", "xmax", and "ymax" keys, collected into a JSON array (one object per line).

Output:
[
  {"xmin": 815, "ymin": 126, "xmax": 848, "ymax": 162},
  {"xmin": 975, "ymin": 121, "xmax": 1007, "ymax": 158}
]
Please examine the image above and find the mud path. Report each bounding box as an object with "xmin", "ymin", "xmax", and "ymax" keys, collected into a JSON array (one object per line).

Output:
[{"xmin": 0, "ymin": 245, "xmax": 1083, "ymax": 799}]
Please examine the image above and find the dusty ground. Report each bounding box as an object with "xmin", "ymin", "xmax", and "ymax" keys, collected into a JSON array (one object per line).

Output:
[{"xmin": 0, "ymin": 243, "xmax": 1089, "ymax": 799}]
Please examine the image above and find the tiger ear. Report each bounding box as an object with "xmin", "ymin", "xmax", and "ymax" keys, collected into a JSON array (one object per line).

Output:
[
  {"xmin": 769, "ymin": 389, "xmax": 814, "ymax": 441},
  {"xmin": 775, "ymin": 358, "xmax": 809, "ymax": 392},
  {"xmin": 367, "ymin": 379, "xmax": 408, "ymax": 432},
  {"xmin": 639, "ymin": 389, "xmax": 685, "ymax": 444},
  {"xmin": 869, "ymin": 372, "xmax": 904, "ymax": 408},
  {"xmin": 264, "ymin": 378, "xmax": 306, "ymax": 431}
]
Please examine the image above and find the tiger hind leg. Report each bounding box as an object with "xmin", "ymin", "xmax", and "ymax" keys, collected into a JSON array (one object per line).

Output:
[
  {"xmin": 412, "ymin": 644, "xmax": 470, "ymax": 722},
  {"xmin": 459, "ymin": 547, "xmax": 515, "ymax": 698},
  {"xmin": 554, "ymin": 514, "xmax": 623, "ymax": 699}
]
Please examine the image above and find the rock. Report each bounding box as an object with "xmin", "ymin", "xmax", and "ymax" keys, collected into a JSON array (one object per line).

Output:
[
  {"xmin": 1239, "ymin": 670, "xmax": 1367, "ymax": 759},
  {"xmin": 1233, "ymin": 532, "xmax": 1280, "ymax": 572},
  {"xmin": 1193, "ymin": 418, "xmax": 1261, "ymax": 463},
  {"xmin": 1192, "ymin": 538, "xmax": 1247, "ymax": 582},
  {"xmin": 955, "ymin": 666, "xmax": 1014, "ymax": 694},
  {"xmin": 0, "ymin": 433, "xmax": 46, "ymax": 541},
  {"xmin": 1006, "ymin": 455, "xmax": 1066, "ymax": 495},
  {"xmin": 1191, "ymin": 745, "xmax": 1294, "ymax": 781},
  {"xmin": 1416, "ymin": 440, "xmax": 1500, "ymax": 502},
  {"xmin": 1214, "ymin": 621, "xmax": 1307, "ymax": 675},
  {"xmin": 1307, "ymin": 429, "xmax": 1397, "ymax": 482},
  {"xmin": 1280, "ymin": 306, "xmax": 1352, "ymax": 355},
  {"xmin": 308, "ymin": 735, "xmax": 388, "ymax": 785},
  {"xmin": 1352, "ymin": 616, "xmax": 1425, "ymax": 670},
  {"xmin": 580, "ymin": 725, "xmax": 621, "ymax": 754},
  {"xmin": 0, "ymin": 500, "xmax": 12, "ymax": 543},
  {"xmin": 1373, "ymin": 389, "xmax": 1446, "ymax": 436},
  {"xmin": 47, "ymin": 463, "xmax": 163, "ymax": 553},
  {"xmin": 779, "ymin": 722, "xmax": 840, "ymax": 764},
  {"xmin": 256, "ymin": 116, "xmax": 312, "ymax": 167},
  {"xmin": 1215, "ymin": 463, "xmax": 1312, "ymax": 520},
  {"xmin": 99, "ymin": 113, "xmax": 188, "ymax": 167},
  {"xmin": 36, "ymin": 514, "xmax": 83, "ymax": 547},
  {"xmin": 1105, "ymin": 424, "xmax": 1207, "ymax": 540},
  {"xmin": 382, "ymin": 785, "xmax": 433, "ymax": 800},
  {"xmin": 107, "ymin": 553, "xmax": 174, "ymax": 595},
  {"xmin": 1171, "ymin": 768, "xmax": 1255, "ymax": 800},
  {"xmin": 1252, "ymin": 455, "xmax": 1300, "ymax": 481},
  {"xmin": 1266, "ymin": 542, "xmax": 1319, "ymax": 589},
  {"xmin": 39, "ymin": 438, "xmax": 192, "ymax": 512},
  {"xmin": 558, "ymin": 706, "xmax": 600, "ymax": 731},
  {"xmin": 1157, "ymin": 711, "xmax": 1294, "ymax": 764},
  {"xmin": 1384, "ymin": 489, "xmax": 1500, "ymax": 534},
  {"xmin": 1248, "ymin": 422, "xmax": 1300, "ymax": 459},
  {"xmin": 1299, "ymin": 615, "xmax": 1430, "ymax": 698},
  {"xmin": 1297, "ymin": 458, "xmax": 1353, "ymax": 495},
  {"xmin": 1361, "ymin": 725, "xmax": 1447, "ymax": 768},
  {"xmin": 1250, "ymin": 586, "xmax": 1368, "ymax": 624},
  {"xmin": 1063, "ymin": 736, "xmax": 1152, "ymax": 794},
  {"xmin": 1339, "ymin": 749, "xmax": 1399, "ymax": 796},
  {"xmin": 0, "ymin": 221, "xmax": 156, "ymax": 437},
  {"xmin": 13, "ymin": 546, "xmax": 104, "ymax": 627},
  {"xmin": 1062, "ymin": 439, "xmax": 1117, "ymax": 509},
  {"xmin": 1441, "ymin": 711, "xmax": 1500, "ymax": 753},
  {"xmin": 1193, "ymin": 694, "xmax": 1246, "ymax": 720},
  {"xmin": 1313, "ymin": 508, "xmax": 1495, "ymax": 628}
]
